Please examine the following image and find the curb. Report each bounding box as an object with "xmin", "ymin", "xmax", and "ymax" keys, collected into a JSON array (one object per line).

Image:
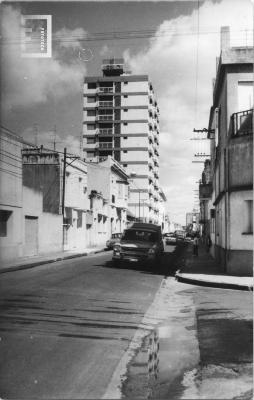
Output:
[
  {"xmin": 0, "ymin": 248, "xmax": 107, "ymax": 274},
  {"xmin": 175, "ymin": 273, "xmax": 253, "ymax": 292}
]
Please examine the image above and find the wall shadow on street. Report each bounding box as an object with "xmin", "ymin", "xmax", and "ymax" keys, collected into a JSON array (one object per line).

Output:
[{"xmin": 98, "ymin": 242, "xmax": 187, "ymax": 277}]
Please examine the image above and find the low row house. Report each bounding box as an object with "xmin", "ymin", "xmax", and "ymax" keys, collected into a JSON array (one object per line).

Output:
[
  {"xmin": 201, "ymin": 26, "xmax": 253, "ymax": 275},
  {"xmin": 87, "ymin": 157, "xmax": 129, "ymax": 246},
  {"xmin": 0, "ymin": 129, "xmax": 29, "ymax": 261},
  {"xmin": 0, "ymin": 129, "xmax": 130, "ymax": 266}
]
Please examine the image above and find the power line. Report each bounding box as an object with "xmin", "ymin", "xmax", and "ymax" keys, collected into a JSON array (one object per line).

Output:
[
  {"xmin": 0, "ymin": 166, "xmax": 22, "ymax": 178},
  {"xmin": 1, "ymin": 27, "xmax": 253, "ymax": 45},
  {"xmin": 0, "ymin": 158, "xmax": 23, "ymax": 170},
  {"xmin": 0, "ymin": 148, "xmax": 22, "ymax": 161},
  {"xmin": 0, "ymin": 150, "xmax": 22, "ymax": 163},
  {"xmin": 1, "ymin": 125, "xmax": 79, "ymax": 158}
]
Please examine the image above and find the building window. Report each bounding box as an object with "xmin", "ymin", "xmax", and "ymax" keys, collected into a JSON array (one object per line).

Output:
[
  {"xmin": 87, "ymin": 109, "xmax": 96, "ymax": 116},
  {"xmin": 0, "ymin": 210, "xmax": 12, "ymax": 237},
  {"xmin": 123, "ymin": 150, "xmax": 127, "ymax": 153},
  {"xmin": 243, "ymin": 200, "xmax": 253, "ymax": 234},
  {"xmin": 87, "ymin": 151, "xmax": 95, "ymax": 158},
  {"xmin": 88, "ymin": 82, "xmax": 96, "ymax": 89},
  {"xmin": 87, "ymin": 137, "xmax": 95, "ymax": 144},
  {"xmin": 112, "ymin": 194, "xmax": 115, "ymax": 203},
  {"xmin": 124, "ymin": 122, "xmax": 128, "ymax": 126},
  {"xmin": 124, "ymin": 82, "xmax": 128, "ymax": 85},
  {"xmin": 124, "ymin": 95, "xmax": 128, "ymax": 98},
  {"xmin": 124, "ymin": 136, "xmax": 127, "ymax": 139},
  {"xmin": 77, "ymin": 210, "xmax": 83, "ymax": 228},
  {"xmin": 238, "ymin": 81, "xmax": 253, "ymax": 112},
  {"xmin": 87, "ymin": 96, "xmax": 96, "ymax": 103},
  {"xmin": 87, "ymin": 124, "xmax": 96, "ymax": 130},
  {"xmin": 124, "ymin": 109, "xmax": 128, "ymax": 112},
  {"xmin": 123, "ymin": 164, "xmax": 128, "ymax": 167}
]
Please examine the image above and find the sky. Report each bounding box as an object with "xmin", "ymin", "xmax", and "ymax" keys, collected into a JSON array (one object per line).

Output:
[{"xmin": 1, "ymin": 0, "xmax": 253, "ymax": 225}]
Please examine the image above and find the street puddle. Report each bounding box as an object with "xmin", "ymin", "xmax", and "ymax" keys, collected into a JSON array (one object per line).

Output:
[{"xmin": 123, "ymin": 324, "xmax": 199, "ymax": 399}]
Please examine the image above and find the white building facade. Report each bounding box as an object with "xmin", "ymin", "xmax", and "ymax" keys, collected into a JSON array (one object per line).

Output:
[
  {"xmin": 87, "ymin": 157, "xmax": 129, "ymax": 239},
  {"xmin": 83, "ymin": 58, "xmax": 161, "ymax": 224}
]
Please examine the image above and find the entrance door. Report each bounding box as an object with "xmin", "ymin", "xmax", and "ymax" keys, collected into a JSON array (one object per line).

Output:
[{"xmin": 24, "ymin": 216, "xmax": 38, "ymax": 256}]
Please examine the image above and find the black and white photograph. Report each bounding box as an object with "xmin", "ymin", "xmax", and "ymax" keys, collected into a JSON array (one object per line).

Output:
[{"xmin": 0, "ymin": 0, "xmax": 253, "ymax": 398}]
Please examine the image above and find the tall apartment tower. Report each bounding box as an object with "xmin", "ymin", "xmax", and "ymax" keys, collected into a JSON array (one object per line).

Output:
[{"xmin": 83, "ymin": 58, "xmax": 161, "ymax": 224}]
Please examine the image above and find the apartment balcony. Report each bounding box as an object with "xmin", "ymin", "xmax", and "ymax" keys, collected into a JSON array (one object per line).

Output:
[
  {"xmin": 97, "ymin": 87, "xmax": 114, "ymax": 94},
  {"xmin": 154, "ymin": 137, "xmax": 159, "ymax": 146},
  {"xmin": 83, "ymin": 128, "xmax": 98, "ymax": 136},
  {"xmin": 148, "ymin": 146, "xmax": 154, "ymax": 156},
  {"xmin": 148, "ymin": 119, "xmax": 154, "ymax": 129},
  {"xmin": 154, "ymin": 159, "xmax": 159, "ymax": 167},
  {"xmin": 148, "ymin": 130, "xmax": 154, "ymax": 142},
  {"xmin": 149, "ymin": 92, "xmax": 154, "ymax": 101},
  {"xmin": 98, "ymin": 142, "xmax": 113, "ymax": 149},
  {"xmin": 154, "ymin": 181, "xmax": 159, "ymax": 190},
  {"xmin": 148, "ymin": 170, "xmax": 153, "ymax": 181},
  {"xmin": 98, "ymin": 101, "xmax": 114, "ymax": 108},
  {"xmin": 96, "ymin": 115, "xmax": 114, "ymax": 121},
  {"xmin": 98, "ymin": 128, "xmax": 113, "ymax": 136},
  {"xmin": 148, "ymin": 159, "xmax": 153, "ymax": 168},
  {"xmin": 231, "ymin": 109, "xmax": 253, "ymax": 137},
  {"xmin": 84, "ymin": 142, "xmax": 99, "ymax": 150}
]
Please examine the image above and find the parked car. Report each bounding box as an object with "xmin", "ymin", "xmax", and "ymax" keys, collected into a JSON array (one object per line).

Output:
[
  {"xmin": 112, "ymin": 223, "xmax": 164, "ymax": 267},
  {"xmin": 163, "ymin": 232, "xmax": 177, "ymax": 245},
  {"xmin": 106, "ymin": 233, "xmax": 122, "ymax": 250}
]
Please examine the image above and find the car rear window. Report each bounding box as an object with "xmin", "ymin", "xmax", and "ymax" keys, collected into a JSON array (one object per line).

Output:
[{"xmin": 122, "ymin": 230, "xmax": 158, "ymax": 242}]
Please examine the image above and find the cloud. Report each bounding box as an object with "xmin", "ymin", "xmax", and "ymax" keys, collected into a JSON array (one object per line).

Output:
[
  {"xmin": 54, "ymin": 27, "xmax": 87, "ymax": 49},
  {"xmin": 123, "ymin": 0, "xmax": 253, "ymax": 223},
  {"xmin": 1, "ymin": 6, "xmax": 86, "ymax": 110}
]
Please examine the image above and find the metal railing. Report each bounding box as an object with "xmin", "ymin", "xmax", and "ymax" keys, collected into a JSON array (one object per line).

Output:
[
  {"xmin": 231, "ymin": 109, "xmax": 253, "ymax": 136},
  {"xmin": 98, "ymin": 129, "xmax": 113, "ymax": 135},
  {"xmin": 99, "ymin": 142, "xmax": 113, "ymax": 149},
  {"xmin": 97, "ymin": 115, "xmax": 113, "ymax": 121},
  {"xmin": 98, "ymin": 87, "xmax": 114, "ymax": 93},
  {"xmin": 98, "ymin": 101, "xmax": 113, "ymax": 107}
]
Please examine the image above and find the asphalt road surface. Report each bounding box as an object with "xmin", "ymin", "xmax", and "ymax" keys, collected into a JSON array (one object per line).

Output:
[{"xmin": 0, "ymin": 244, "xmax": 252, "ymax": 399}]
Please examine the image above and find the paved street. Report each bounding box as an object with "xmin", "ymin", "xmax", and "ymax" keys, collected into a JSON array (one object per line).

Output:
[{"xmin": 0, "ymin": 245, "xmax": 252, "ymax": 399}]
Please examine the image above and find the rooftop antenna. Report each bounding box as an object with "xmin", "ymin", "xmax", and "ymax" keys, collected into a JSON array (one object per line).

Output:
[{"xmin": 33, "ymin": 123, "xmax": 38, "ymax": 147}]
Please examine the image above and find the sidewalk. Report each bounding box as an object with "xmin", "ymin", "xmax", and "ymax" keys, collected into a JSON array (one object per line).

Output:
[
  {"xmin": 175, "ymin": 242, "xmax": 253, "ymax": 291},
  {"xmin": 0, "ymin": 246, "xmax": 107, "ymax": 274}
]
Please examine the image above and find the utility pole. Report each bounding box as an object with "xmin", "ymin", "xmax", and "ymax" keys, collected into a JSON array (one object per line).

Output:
[
  {"xmin": 53, "ymin": 125, "xmax": 57, "ymax": 151},
  {"xmin": 138, "ymin": 190, "xmax": 140, "ymax": 222},
  {"xmin": 62, "ymin": 147, "xmax": 67, "ymax": 217}
]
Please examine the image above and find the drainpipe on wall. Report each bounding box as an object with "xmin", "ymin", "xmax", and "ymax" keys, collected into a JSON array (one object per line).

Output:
[{"xmin": 62, "ymin": 147, "xmax": 67, "ymax": 250}]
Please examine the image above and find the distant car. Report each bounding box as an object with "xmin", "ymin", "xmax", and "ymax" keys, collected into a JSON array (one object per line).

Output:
[
  {"xmin": 112, "ymin": 223, "xmax": 164, "ymax": 267},
  {"xmin": 163, "ymin": 232, "xmax": 177, "ymax": 245},
  {"xmin": 106, "ymin": 233, "xmax": 122, "ymax": 250}
]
